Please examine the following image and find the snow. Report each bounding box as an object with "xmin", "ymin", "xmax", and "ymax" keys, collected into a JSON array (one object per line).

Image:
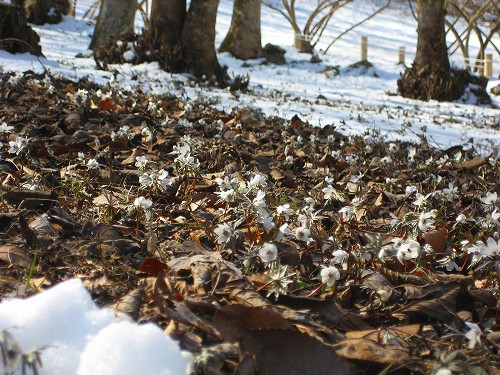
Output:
[
  {"xmin": 0, "ymin": 279, "xmax": 192, "ymax": 375},
  {"xmin": 0, "ymin": 2, "xmax": 498, "ymax": 371},
  {"xmin": 0, "ymin": 0, "xmax": 498, "ymax": 154}
]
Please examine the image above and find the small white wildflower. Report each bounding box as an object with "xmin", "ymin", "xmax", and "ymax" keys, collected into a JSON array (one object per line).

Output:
[
  {"xmin": 295, "ymin": 226, "xmax": 311, "ymax": 242},
  {"xmin": 253, "ymin": 190, "xmax": 267, "ymax": 208},
  {"xmin": 259, "ymin": 213, "xmax": 275, "ymax": 232},
  {"xmin": 396, "ymin": 240, "xmax": 420, "ymax": 264},
  {"xmin": 217, "ymin": 189, "xmax": 236, "ymax": 203},
  {"xmin": 405, "ymin": 185, "xmax": 418, "ymax": 196},
  {"xmin": 345, "ymin": 155, "xmax": 358, "ymax": 165},
  {"xmin": 339, "ymin": 206, "xmax": 354, "ymax": 221},
  {"xmin": 322, "ymin": 185, "xmax": 336, "ymax": 200},
  {"xmin": 331, "ymin": 249, "xmax": 348, "ymax": 265},
  {"xmin": 86, "ymin": 158, "xmax": 100, "ymax": 169},
  {"xmin": 141, "ymin": 127, "xmax": 153, "ymax": 142},
  {"xmin": 418, "ymin": 210, "xmax": 436, "ymax": 232},
  {"xmin": 388, "ymin": 143, "xmax": 399, "ymax": 153},
  {"xmin": 135, "ymin": 155, "xmax": 149, "ymax": 169},
  {"xmin": 259, "ymin": 243, "xmax": 278, "ymax": 263},
  {"xmin": 481, "ymin": 191, "xmax": 497, "ymax": 206},
  {"xmin": 464, "ymin": 322, "xmax": 482, "ymax": 349},
  {"xmin": 214, "ymin": 223, "xmax": 236, "ymax": 244},
  {"xmin": 134, "ymin": 196, "xmax": 153, "ymax": 210},
  {"xmin": 139, "ymin": 172, "xmax": 154, "ymax": 188},
  {"xmin": 249, "ymin": 173, "xmax": 267, "ymax": 189},
  {"xmin": 275, "ymin": 223, "xmax": 292, "ymax": 242},
  {"xmin": 0, "ymin": 122, "xmax": 14, "ymax": 133},
  {"xmin": 8, "ymin": 136, "xmax": 29, "ymax": 155},
  {"xmin": 379, "ymin": 156, "xmax": 393, "ymax": 165},
  {"xmin": 276, "ymin": 204, "xmax": 294, "ymax": 221},
  {"xmin": 320, "ymin": 266, "xmax": 340, "ymax": 287},
  {"xmin": 456, "ymin": 214, "xmax": 467, "ymax": 223}
]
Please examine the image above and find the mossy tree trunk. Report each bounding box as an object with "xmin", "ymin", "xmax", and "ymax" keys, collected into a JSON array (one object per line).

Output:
[
  {"xmin": 89, "ymin": 0, "xmax": 136, "ymax": 51},
  {"xmin": 219, "ymin": 0, "xmax": 262, "ymax": 60},
  {"xmin": 397, "ymin": 0, "xmax": 466, "ymax": 101}
]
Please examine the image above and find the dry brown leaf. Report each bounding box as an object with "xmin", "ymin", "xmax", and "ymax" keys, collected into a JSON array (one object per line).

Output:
[
  {"xmin": 0, "ymin": 244, "xmax": 32, "ymax": 268},
  {"xmin": 422, "ymin": 228, "xmax": 448, "ymax": 253},
  {"xmin": 335, "ymin": 338, "xmax": 410, "ymax": 367}
]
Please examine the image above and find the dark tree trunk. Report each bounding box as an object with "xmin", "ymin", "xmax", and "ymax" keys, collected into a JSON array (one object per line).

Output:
[
  {"xmin": 149, "ymin": 0, "xmax": 186, "ymax": 70},
  {"xmin": 12, "ymin": 0, "xmax": 72, "ymax": 25},
  {"xmin": 0, "ymin": 3, "xmax": 42, "ymax": 55},
  {"xmin": 181, "ymin": 0, "xmax": 224, "ymax": 81},
  {"xmin": 219, "ymin": 0, "xmax": 262, "ymax": 60},
  {"xmin": 89, "ymin": 0, "xmax": 137, "ymax": 51},
  {"xmin": 397, "ymin": 0, "xmax": 466, "ymax": 101}
]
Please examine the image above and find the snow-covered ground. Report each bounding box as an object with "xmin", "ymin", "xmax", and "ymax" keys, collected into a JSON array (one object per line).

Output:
[
  {"xmin": 0, "ymin": 279, "xmax": 192, "ymax": 374},
  {"xmin": 0, "ymin": 0, "xmax": 499, "ymax": 153},
  {"xmin": 0, "ymin": 1, "xmax": 499, "ymax": 374}
]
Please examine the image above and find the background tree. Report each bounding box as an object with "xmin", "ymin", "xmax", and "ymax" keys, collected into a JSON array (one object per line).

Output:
[
  {"xmin": 149, "ymin": 0, "xmax": 225, "ymax": 82},
  {"xmin": 397, "ymin": 0, "xmax": 468, "ymax": 101},
  {"xmin": 219, "ymin": 0, "xmax": 262, "ymax": 60},
  {"xmin": 264, "ymin": 0, "xmax": 352, "ymax": 53},
  {"xmin": 89, "ymin": 0, "xmax": 137, "ymax": 51},
  {"xmin": 12, "ymin": 0, "xmax": 72, "ymax": 24}
]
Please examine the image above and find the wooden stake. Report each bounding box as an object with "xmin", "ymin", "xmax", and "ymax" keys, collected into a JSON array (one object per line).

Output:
[
  {"xmin": 361, "ymin": 36, "xmax": 368, "ymax": 62},
  {"xmin": 485, "ymin": 53, "xmax": 493, "ymax": 77}
]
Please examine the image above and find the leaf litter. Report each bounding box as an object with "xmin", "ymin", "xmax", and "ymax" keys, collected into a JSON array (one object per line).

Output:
[{"xmin": 0, "ymin": 71, "xmax": 499, "ymax": 374}]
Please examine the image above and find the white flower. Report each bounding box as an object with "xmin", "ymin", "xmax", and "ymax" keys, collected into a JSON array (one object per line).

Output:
[
  {"xmin": 134, "ymin": 196, "xmax": 152, "ymax": 210},
  {"xmin": 259, "ymin": 213, "xmax": 275, "ymax": 232},
  {"xmin": 253, "ymin": 190, "xmax": 267, "ymax": 208},
  {"xmin": 86, "ymin": 158, "xmax": 100, "ymax": 169},
  {"xmin": 214, "ymin": 223, "xmax": 236, "ymax": 244},
  {"xmin": 379, "ymin": 156, "xmax": 392, "ymax": 165},
  {"xmin": 135, "ymin": 155, "xmax": 149, "ymax": 169},
  {"xmin": 322, "ymin": 185, "xmax": 336, "ymax": 200},
  {"xmin": 139, "ymin": 172, "xmax": 154, "ymax": 188},
  {"xmin": 275, "ymin": 223, "xmax": 292, "ymax": 242},
  {"xmin": 295, "ymin": 226, "xmax": 311, "ymax": 242},
  {"xmin": 388, "ymin": 143, "xmax": 399, "ymax": 153},
  {"xmin": 418, "ymin": 210, "xmax": 436, "ymax": 232},
  {"xmin": 331, "ymin": 249, "xmax": 348, "ymax": 265},
  {"xmin": 345, "ymin": 155, "xmax": 358, "ymax": 165},
  {"xmin": 320, "ymin": 266, "xmax": 340, "ymax": 287},
  {"xmin": 481, "ymin": 191, "xmax": 497, "ymax": 206},
  {"xmin": 141, "ymin": 127, "xmax": 153, "ymax": 142},
  {"xmin": 412, "ymin": 193, "xmax": 428, "ymax": 207},
  {"xmin": 276, "ymin": 204, "xmax": 294, "ymax": 220},
  {"xmin": 405, "ymin": 185, "xmax": 417, "ymax": 196},
  {"xmin": 249, "ymin": 173, "xmax": 267, "ymax": 189},
  {"xmin": 111, "ymin": 126, "xmax": 131, "ymax": 141},
  {"xmin": 464, "ymin": 322, "xmax": 482, "ymax": 349},
  {"xmin": 339, "ymin": 206, "xmax": 354, "ymax": 221},
  {"xmin": 0, "ymin": 122, "xmax": 14, "ymax": 133},
  {"xmin": 456, "ymin": 214, "xmax": 467, "ymax": 223},
  {"xmin": 259, "ymin": 243, "xmax": 278, "ymax": 263},
  {"xmin": 8, "ymin": 136, "xmax": 29, "ymax": 155},
  {"xmin": 396, "ymin": 240, "xmax": 420, "ymax": 264},
  {"xmin": 217, "ymin": 189, "xmax": 236, "ymax": 203},
  {"xmin": 441, "ymin": 183, "xmax": 458, "ymax": 201}
]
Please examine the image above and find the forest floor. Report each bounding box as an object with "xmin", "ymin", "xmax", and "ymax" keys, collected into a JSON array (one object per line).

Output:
[{"xmin": 0, "ymin": 71, "xmax": 499, "ymax": 374}]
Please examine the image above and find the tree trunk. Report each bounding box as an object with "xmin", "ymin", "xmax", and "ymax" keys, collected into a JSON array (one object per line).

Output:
[
  {"xmin": 0, "ymin": 2, "xmax": 42, "ymax": 55},
  {"xmin": 181, "ymin": 0, "xmax": 224, "ymax": 81},
  {"xmin": 89, "ymin": 0, "xmax": 137, "ymax": 51},
  {"xmin": 219, "ymin": 0, "xmax": 262, "ymax": 60},
  {"xmin": 149, "ymin": 0, "xmax": 186, "ymax": 70},
  {"xmin": 12, "ymin": 0, "xmax": 72, "ymax": 25},
  {"xmin": 397, "ymin": 0, "xmax": 466, "ymax": 101}
]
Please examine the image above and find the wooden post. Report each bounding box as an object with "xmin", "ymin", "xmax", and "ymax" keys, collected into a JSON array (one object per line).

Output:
[
  {"xmin": 398, "ymin": 47, "xmax": 405, "ymax": 65},
  {"xmin": 361, "ymin": 36, "xmax": 368, "ymax": 62},
  {"xmin": 485, "ymin": 53, "xmax": 493, "ymax": 77}
]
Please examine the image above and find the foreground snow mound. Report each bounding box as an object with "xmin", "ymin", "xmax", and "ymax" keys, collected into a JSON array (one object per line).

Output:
[{"xmin": 0, "ymin": 279, "xmax": 192, "ymax": 375}]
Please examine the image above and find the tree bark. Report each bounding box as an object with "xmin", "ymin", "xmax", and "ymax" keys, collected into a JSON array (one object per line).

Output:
[
  {"xmin": 414, "ymin": 0, "xmax": 449, "ymax": 72},
  {"xmin": 219, "ymin": 0, "xmax": 262, "ymax": 60},
  {"xmin": 150, "ymin": 0, "xmax": 185, "ymax": 49},
  {"xmin": 149, "ymin": 0, "xmax": 186, "ymax": 70},
  {"xmin": 181, "ymin": 0, "xmax": 224, "ymax": 81},
  {"xmin": 12, "ymin": 0, "xmax": 72, "ymax": 25},
  {"xmin": 0, "ymin": 3, "xmax": 42, "ymax": 55},
  {"xmin": 89, "ymin": 0, "xmax": 137, "ymax": 51},
  {"xmin": 397, "ymin": 0, "xmax": 467, "ymax": 101}
]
